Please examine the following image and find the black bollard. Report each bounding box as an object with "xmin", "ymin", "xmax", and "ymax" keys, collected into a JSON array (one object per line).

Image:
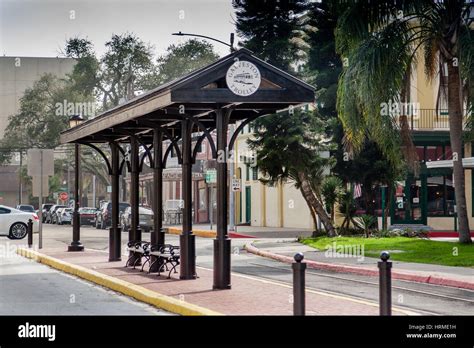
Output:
[
  {"xmin": 109, "ymin": 226, "xmax": 122, "ymax": 262},
  {"xmin": 27, "ymin": 219, "xmax": 33, "ymax": 248},
  {"xmin": 292, "ymin": 252, "xmax": 306, "ymax": 316},
  {"xmin": 378, "ymin": 251, "xmax": 392, "ymax": 316}
]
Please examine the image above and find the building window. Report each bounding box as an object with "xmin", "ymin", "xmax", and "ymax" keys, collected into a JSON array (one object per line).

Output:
[
  {"xmin": 252, "ymin": 166, "xmax": 258, "ymax": 180},
  {"xmin": 425, "ymin": 146, "xmax": 444, "ymax": 162},
  {"xmin": 246, "ymin": 164, "xmax": 250, "ymax": 181},
  {"xmin": 416, "ymin": 145, "xmax": 453, "ymax": 162},
  {"xmin": 427, "ymin": 176, "xmax": 455, "ymax": 216}
]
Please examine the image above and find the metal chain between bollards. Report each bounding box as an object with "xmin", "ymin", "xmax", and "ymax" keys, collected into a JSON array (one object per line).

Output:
[
  {"xmin": 378, "ymin": 251, "xmax": 392, "ymax": 316},
  {"xmin": 292, "ymin": 252, "xmax": 306, "ymax": 316}
]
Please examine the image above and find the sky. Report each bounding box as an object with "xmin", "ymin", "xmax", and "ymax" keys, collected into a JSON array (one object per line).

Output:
[{"xmin": 0, "ymin": 0, "xmax": 238, "ymax": 59}]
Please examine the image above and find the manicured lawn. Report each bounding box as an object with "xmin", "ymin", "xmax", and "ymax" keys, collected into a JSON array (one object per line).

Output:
[{"xmin": 300, "ymin": 237, "xmax": 474, "ymax": 267}]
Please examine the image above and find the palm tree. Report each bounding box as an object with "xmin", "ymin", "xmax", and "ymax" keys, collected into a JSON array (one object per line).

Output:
[
  {"xmin": 321, "ymin": 176, "xmax": 343, "ymax": 223},
  {"xmin": 336, "ymin": 0, "xmax": 473, "ymax": 243}
]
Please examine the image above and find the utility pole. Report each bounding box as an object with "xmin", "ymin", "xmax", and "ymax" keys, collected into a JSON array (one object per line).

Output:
[
  {"xmin": 39, "ymin": 150, "xmax": 43, "ymax": 249},
  {"xmin": 18, "ymin": 150, "xmax": 22, "ymax": 204},
  {"xmin": 92, "ymin": 175, "xmax": 96, "ymax": 208},
  {"xmin": 67, "ymin": 159, "xmax": 70, "ymax": 206}
]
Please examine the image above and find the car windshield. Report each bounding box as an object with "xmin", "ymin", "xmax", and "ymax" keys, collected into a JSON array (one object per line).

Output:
[
  {"xmin": 107, "ymin": 203, "xmax": 130, "ymax": 211},
  {"xmin": 80, "ymin": 208, "xmax": 96, "ymax": 214},
  {"xmin": 139, "ymin": 207, "xmax": 153, "ymax": 214},
  {"xmin": 19, "ymin": 206, "xmax": 34, "ymax": 212}
]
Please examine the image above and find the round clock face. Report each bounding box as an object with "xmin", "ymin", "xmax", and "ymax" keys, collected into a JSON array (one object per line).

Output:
[{"xmin": 226, "ymin": 60, "xmax": 261, "ymax": 96}]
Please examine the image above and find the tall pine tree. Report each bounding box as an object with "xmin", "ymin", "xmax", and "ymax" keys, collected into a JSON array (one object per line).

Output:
[{"xmin": 233, "ymin": 0, "xmax": 308, "ymax": 72}]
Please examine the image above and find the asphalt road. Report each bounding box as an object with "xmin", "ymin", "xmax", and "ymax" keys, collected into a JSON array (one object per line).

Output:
[
  {"xmin": 4, "ymin": 224, "xmax": 473, "ymax": 315},
  {"xmin": 0, "ymin": 248, "xmax": 172, "ymax": 315},
  {"xmin": 194, "ymin": 235, "xmax": 474, "ymax": 315}
]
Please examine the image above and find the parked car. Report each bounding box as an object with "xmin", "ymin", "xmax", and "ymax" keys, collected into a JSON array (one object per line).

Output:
[
  {"xmin": 15, "ymin": 204, "xmax": 35, "ymax": 213},
  {"xmin": 57, "ymin": 207, "xmax": 73, "ymax": 225},
  {"xmin": 94, "ymin": 201, "xmax": 109, "ymax": 228},
  {"xmin": 0, "ymin": 205, "xmax": 39, "ymax": 239},
  {"xmin": 41, "ymin": 203, "xmax": 54, "ymax": 222},
  {"xmin": 95, "ymin": 202, "xmax": 130, "ymax": 229},
  {"xmin": 46, "ymin": 205, "xmax": 66, "ymax": 224},
  {"xmin": 120, "ymin": 206, "xmax": 154, "ymax": 232},
  {"xmin": 78, "ymin": 207, "xmax": 97, "ymax": 226}
]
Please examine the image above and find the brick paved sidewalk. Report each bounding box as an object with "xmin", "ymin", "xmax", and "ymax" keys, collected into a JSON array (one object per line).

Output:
[{"xmin": 19, "ymin": 248, "xmax": 414, "ymax": 315}]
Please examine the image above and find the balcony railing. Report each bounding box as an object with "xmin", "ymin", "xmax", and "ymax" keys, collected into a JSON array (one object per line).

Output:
[{"xmin": 397, "ymin": 109, "xmax": 470, "ymax": 131}]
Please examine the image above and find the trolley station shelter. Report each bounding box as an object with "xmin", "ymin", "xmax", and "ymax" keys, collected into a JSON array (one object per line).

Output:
[{"xmin": 60, "ymin": 48, "xmax": 315, "ymax": 289}]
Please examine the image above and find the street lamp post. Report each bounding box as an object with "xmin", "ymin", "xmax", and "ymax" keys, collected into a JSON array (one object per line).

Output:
[
  {"xmin": 172, "ymin": 31, "xmax": 237, "ymax": 287},
  {"xmin": 68, "ymin": 114, "xmax": 84, "ymax": 252},
  {"xmin": 171, "ymin": 31, "xmax": 236, "ymax": 231},
  {"xmin": 171, "ymin": 32, "xmax": 235, "ymax": 52}
]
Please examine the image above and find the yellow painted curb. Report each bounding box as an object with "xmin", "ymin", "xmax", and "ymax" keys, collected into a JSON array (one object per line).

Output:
[
  {"xmin": 167, "ymin": 227, "xmax": 216, "ymax": 238},
  {"xmin": 16, "ymin": 248, "xmax": 221, "ymax": 316}
]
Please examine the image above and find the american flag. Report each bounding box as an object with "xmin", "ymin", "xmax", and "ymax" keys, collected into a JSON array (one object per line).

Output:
[{"xmin": 353, "ymin": 183, "xmax": 362, "ymax": 199}]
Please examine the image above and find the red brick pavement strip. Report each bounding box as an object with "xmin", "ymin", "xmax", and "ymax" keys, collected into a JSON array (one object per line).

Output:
[
  {"xmin": 244, "ymin": 242, "xmax": 474, "ymax": 291},
  {"xmin": 18, "ymin": 248, "xmax": 414, "ymax": 315}
]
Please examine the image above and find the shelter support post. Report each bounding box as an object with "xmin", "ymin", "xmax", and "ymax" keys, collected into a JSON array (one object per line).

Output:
[
  {"xmin": 180, "ymin": 117, "xmax": 196, "ymax": 279},
  {"xmin": 150, "ymin": 129, "xmax": 165, "ymax": 272},
  {"xmin": 213, "ymin": 108, "xmax": 231, "ymax": 289},
  {"xmin": 109, "ymin": 142, "xmax": 122, "ymax": 261},
  {"xmin": 129, "ymin": 137, "xmax": 142, "ymax": 264}
]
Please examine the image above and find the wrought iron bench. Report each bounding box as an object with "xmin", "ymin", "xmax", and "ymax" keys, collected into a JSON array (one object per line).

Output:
[
  {"xmin": 149, "ymin": 244, "xmax": 180, "ymax": 279},
  {"xmin": 125, "ymin": 241, "xmax": 151, "ymax": 271}
]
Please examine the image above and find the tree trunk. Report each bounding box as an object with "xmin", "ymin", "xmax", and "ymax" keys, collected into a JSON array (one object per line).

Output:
[
  {"xmin": 298, "ymin": 172, "xmax": 336, "ymax": 237},
  {"xmin": 382, "ymin": 184, "xmax": 392, "ymax": 231},
  {"xmin": 299, "ymin": 187, "xmax": 320, "ymax": 237},
  {"xmin": 447, "ymin": 62, "xmax": 472, "ymax": 243}
]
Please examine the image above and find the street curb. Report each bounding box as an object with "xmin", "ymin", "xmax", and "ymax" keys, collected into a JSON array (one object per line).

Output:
[
  {"xmin": 16, "ymin": 248, "xmax": 222, "ymax": 316},
  {"xmin": 244, "ymin": 242, "xmax": 474, "ymax": 291},
  {"xmin": 167, "ymin": 227, "xmax": 215, "ymax": 238},
  {"xmin": 166, "ymin": 227, "xmax": 255, "ymax": 239}
]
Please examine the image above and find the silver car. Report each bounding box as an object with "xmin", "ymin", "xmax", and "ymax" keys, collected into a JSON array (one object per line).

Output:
[
  {"xmin": 57, "ymin": 207, "xmax": 73, "ymax": 225},
  {"xmin": 120, "ymin": 206, "xmax": 154, "ymax": 232}
]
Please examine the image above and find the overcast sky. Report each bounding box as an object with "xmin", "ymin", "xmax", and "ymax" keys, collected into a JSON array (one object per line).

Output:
[{"xmin": 0, "ymin": 0, "xmax": 238, "ymax": 58}]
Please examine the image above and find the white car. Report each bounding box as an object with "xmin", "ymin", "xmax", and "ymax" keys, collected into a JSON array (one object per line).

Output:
[{"xmin": 0, "ymin": 205, "xmax": 39, "ymax": 239}]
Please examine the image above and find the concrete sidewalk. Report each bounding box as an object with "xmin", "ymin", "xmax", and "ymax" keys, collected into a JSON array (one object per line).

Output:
[
  {"xmin": 245, "ymin": 240, "xmax": 474, "ymax": 290},
  {"xmin": 16, "ymin": 247, "xmax": 416, "ymax": 316}
]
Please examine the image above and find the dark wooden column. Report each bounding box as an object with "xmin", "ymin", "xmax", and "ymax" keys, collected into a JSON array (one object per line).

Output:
[
  {"xmin": 149, "ymin": 129, "xmax": 164, "ymax": 272},
  {"xmin": 180, "ymin": 117, "xmax": 196, "ymax": 279},
  {"xmin": 152, "ymin": 129, "xmax": 164, "ymax": 247},
  {"xmin": 129, "ymin": 137, "xmax": 142, "ymax": 262},
  {"xmin": 213, "ymin": 108, "xmax": 231, "ymax": 289},
  {"xmin": 109, "ymin": 142, "xmax": 121, "ymax": 261}
]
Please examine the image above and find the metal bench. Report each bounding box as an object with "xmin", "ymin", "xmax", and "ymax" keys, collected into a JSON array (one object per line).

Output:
[
  {"xmin": 125, "ymin": 241, "xmax": 180, "ymax": 278},
  {"xmin": 125, "ymin": 241, "xmax": 151, "ymax": 271},
  {"xmin": 149, "ymin": 244, "xmax": 180, "ymax": 279}
]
